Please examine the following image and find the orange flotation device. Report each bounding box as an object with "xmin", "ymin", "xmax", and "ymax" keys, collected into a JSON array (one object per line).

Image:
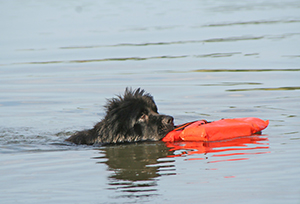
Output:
[{"xmin": 162, "ymin": 117, "xmax": 269, "ymax": 142}]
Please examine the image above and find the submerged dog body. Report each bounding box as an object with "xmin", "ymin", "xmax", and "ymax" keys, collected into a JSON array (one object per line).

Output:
[{"xmin": 66, "ymin": 88, "xmax": 174, "ymax": 145}]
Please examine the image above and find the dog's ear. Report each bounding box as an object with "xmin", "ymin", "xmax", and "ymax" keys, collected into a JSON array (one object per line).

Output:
[{"xmin": 93, "ymin": 120, "xmax": 129, "ymax": 144}]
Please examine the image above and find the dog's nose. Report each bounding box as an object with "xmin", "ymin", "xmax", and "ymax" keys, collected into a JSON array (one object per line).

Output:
[{"xmin": 163, "ymin": 116, "xmax": 174, "ymax": 125}]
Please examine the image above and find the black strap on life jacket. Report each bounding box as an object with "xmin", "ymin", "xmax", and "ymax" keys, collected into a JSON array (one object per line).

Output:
[{"xmin": 174, "ymin": 120, "xmax": 209, "ymax": 131}]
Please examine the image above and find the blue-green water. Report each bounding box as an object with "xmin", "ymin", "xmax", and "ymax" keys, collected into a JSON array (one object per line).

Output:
[{"xmin": 1, "ymin": 0, "xmax": 300, "ymax": 203}]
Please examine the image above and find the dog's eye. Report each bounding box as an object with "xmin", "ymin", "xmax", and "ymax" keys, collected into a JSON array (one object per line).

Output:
[
  {"xmin": 140, "ymin": 114, "xmax": 146, "ymax": 120},
  {"xmin": 138, "ymin": 113, "xmax": 147, "ymax": 122}
]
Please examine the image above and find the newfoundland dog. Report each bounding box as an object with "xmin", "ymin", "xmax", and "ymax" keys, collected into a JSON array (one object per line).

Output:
[{"xmin": 66, "ymin": 88, "xmax": 174, "ymax": 145}]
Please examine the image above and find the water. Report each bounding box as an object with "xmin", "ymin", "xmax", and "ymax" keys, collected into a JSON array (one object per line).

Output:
[{"xmin": 1, "ymin": 0, "xmax": 300, "ymax": 203}]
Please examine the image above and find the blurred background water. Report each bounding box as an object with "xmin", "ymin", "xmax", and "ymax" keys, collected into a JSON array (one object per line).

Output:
[{"xmin": 0, "ymin": 0, "xmax": 299, "ymax": 203}]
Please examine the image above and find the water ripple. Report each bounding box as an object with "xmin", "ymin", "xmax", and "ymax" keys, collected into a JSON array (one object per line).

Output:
[
  {"xmin": 192, "ymin": 68, "xmax": 300, "ymax": 73},
  {"xmin": 203, "ymin": 19, "xmax": 300, "ymax": 27},
  {"xmin": 60, "ymin": 36, "xmax": 265, "ymax": 50},
  {"xmin": 12, "ymin": 52, "xmax": 242, "ymax": 65},
  {"xmin": 227, "ymin": 86, "xmax": 300, "ymax": 92}
]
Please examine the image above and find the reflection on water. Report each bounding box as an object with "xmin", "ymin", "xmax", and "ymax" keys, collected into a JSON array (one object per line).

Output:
[
  {"xmin": 166, "ymin": 136, "xmax": 269, "ymax": 163},
  {"xmin": 93, "ymin": 142, "xmax": 175, "ymax": 198},
  {"xmin": 96, "ymin": 142, "xmax": 175, "ymax": 181},
  {"xmin": 93, "ymin": 136, "xmax": 269, "ymax": 197}
]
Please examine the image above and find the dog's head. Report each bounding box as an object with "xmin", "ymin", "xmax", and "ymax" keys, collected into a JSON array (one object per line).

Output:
[{"xmin": 98, "ymin": 88, "xmax": 174, "ymax": 143}]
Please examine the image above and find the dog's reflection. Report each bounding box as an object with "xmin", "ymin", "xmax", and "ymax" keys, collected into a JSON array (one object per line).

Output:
[
  {"xmin": 94, "ymin": 135, "xmax": 269, "ymax": 182},
  {"xmin": 94, "ymin": 142, "xmax": 175, "ymax": 182},
  {"xmin": 93, "ymin": 136, "xmax": 269, "ymax": 197}
]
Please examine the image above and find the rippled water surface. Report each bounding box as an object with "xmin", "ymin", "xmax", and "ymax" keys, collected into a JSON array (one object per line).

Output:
[{"xmin": 1, "ymin": 0, "xmax": 300, "ymax": 203}]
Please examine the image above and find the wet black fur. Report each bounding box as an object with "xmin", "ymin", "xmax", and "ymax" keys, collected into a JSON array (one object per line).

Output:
[{"xmin": 65, "ymin": 88, "xmax": 174, "ymax": 145}]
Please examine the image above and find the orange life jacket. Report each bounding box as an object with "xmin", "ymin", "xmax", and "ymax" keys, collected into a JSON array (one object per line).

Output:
[{"xmin": 162, "ymin": 117, "xmax": 269, "ymax": 142}]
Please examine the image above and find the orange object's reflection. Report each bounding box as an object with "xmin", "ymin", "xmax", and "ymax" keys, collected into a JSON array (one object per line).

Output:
[{"xmin": 165, "ymin": 135, "xmax": 270, "ymax": 162}]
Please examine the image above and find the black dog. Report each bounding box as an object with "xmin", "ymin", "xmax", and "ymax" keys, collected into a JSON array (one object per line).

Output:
[{"xmin": 66, "ymin": 88, "xmax": 174, "ymax": 145}]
